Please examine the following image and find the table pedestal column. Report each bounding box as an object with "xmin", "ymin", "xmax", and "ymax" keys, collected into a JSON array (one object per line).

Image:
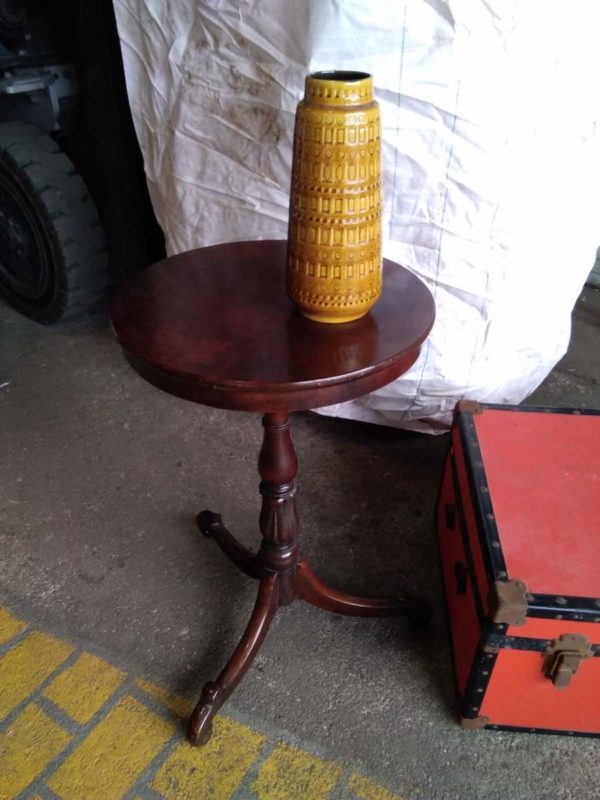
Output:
[{"xmin": 187, "ymin": 413, "xmax": 431, "ymax": 746}]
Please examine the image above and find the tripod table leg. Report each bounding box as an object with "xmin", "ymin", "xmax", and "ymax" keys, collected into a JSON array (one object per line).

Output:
[
  {"xmin": 197, "ymin": 510, "xmax": 260, "ymax": 579},
  {"xmin": 187, "ymin": 572, "xmax": 279, "ymax": 746},
  {"xmin": 297, "ymin": 559, "xmax": 432, "ymax": 623}
]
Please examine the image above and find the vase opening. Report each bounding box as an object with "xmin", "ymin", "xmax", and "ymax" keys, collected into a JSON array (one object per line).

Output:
[{"xmin": 309, "ymin": 70, "xmax": 371, "ymax": 83}]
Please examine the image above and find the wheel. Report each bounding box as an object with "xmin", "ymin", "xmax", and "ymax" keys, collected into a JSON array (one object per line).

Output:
[{"xmin": 0, "ymin": 121, "xmax": 107, "ymax": 323}]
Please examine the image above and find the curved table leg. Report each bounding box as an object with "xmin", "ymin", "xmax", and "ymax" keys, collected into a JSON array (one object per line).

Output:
[
  {"xmin": 187, "ymin": 572, "xmax": 279, "ymax": 746},
  {"xmin": 297, "ymin": 559, "xmax": 432, "ymax": 623},
  {"xmin": 197, "ymin": 510, "xmax": 261, "ymax": 579}
]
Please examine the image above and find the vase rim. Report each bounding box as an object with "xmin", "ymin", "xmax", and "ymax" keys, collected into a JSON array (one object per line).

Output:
[
  {"xmin": 308, "ymin": 70, "xmax": 371, "ymax": 83},
  {"xmin": 304, "ymin": 71, "xmax": 374, "ymax": 106}
]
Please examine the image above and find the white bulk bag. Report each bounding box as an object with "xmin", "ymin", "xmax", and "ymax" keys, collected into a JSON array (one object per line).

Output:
[{"xmin": 113, "ymin": 0, "xmax": 600, "ymax": 431}]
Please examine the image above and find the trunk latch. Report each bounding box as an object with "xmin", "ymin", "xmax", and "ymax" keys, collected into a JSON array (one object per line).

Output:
[{"xmin": 543, "ymin": 634, "xmax": 593, "ymax": 689}]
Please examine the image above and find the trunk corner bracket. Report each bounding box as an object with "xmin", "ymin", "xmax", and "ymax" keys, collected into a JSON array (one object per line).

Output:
[
  {"xmin": 488, "ymin": 579, "xmax": 528, "ymax": 626},
  {"xmin": 461, "ymin": 715, "xmax": 490, "ymax": 730},
  {"xmin": 456, "ymin": 400, "xmax": 484, "ymax": 415}
]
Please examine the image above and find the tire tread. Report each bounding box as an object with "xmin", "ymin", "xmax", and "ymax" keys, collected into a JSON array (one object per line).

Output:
[{"xmin": 0, "ymin": 121, "xmax": 108, "ymax": 322}]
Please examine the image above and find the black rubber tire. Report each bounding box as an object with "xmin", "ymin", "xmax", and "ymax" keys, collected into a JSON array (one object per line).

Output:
[{"xmin": 0, "ymin": 121, "xmax": 107, "ymax": 323}]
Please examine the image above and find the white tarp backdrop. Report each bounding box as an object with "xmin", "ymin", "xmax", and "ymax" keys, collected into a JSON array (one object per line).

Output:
[{"xmin": 113, "ymin": 0, "xmax": 600, "ymax": 432}]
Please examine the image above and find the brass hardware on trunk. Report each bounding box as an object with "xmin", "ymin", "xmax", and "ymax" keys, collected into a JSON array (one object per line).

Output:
[
  {"xmin": 488, "ymin": 579, "xmax": 528, "ymax": 626},
  {"xmin": 461, "ymin": 715, "xmax": 489, "ymax": 729},
  {"xmin": 456, "ymin": 400, "xmax": 484, "ymax": 415},
  {"xmin": 543, "ymin": 634, "xmax": 593, "ymax": 689}
]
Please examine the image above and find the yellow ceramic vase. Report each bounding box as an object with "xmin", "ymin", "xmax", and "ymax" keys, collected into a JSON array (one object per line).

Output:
[{"xmin": 286, "ymin": 71, "xmax": 382, "ymax": 323}]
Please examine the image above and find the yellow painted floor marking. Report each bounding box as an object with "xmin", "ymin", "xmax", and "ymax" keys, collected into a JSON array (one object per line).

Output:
[
  {"xmin": 253, "ymin": 742, "xmax": 343, "ymax": 800},
  {"xmin": 43, "ymin": 652, "xmax": 126, "ymax": 724},
  {"xmin": 0, "ymin": 703, "xmax": 71, "ymax": 799},
  {"xmin": 0, "ymin": 606, "xmax": 26, "ymax": 644},
  {"xmin": 0, "ymin": 605, "xmax": 403, "ymax": 799},
  {"xmin": 135, "ymin": 678, "xmax": 193, "ymax": 719},
  {"xmin": 348, "ymin": 773, "xmax": 404, "ymax": 800},
  {"xmin": 47, "ymin": 694, "xmax": 173, "ymax": 800},
  {"xmin": 152, "ymin": 715, "xmax": 266, "ymax": 800},
  {"xmin": 0, "ymin": 632, "xmax": 73, "ymax": 721}
]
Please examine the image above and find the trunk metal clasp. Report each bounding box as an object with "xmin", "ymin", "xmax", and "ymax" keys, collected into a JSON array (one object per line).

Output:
[{"xmin": 543, "ymin": 634, "xmax": 593, "ymax": 689}]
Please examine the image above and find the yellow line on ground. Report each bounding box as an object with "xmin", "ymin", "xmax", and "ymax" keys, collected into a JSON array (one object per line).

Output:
[
  {"xmin": 43, "ymin": 652, "xmax": 126, "ymax": 724},
  {"xmin": 0, "ymin": 605, "xmax": 404, "ymax": 800},
  {"xmin": 349, "ymin": 772, "xmax": 405, "ymax": 800},
  {"xmin": 252, "ymin": 742, "xmax": 344, "ymax": 800},
  {"xmin": 0, "ymin": 703, "xmax": 71, "ymax": 799},
  {"xmin": 135, "ymin": 677, "xmax": 193, "ymax": 718},
  {"xmin": 152, "ymin": 715, "xmax": 266, "ymax": 799},
  {"xmin": 0, "ymin": 632, "xmax": 73, "ymax": 722},
  {"xmin": 0, "ymin": 607, "xmax": 26, "ymax": 645},
  {"xmin": 47, "ymin": 694, "xmax": 173, "ymax": 800}
]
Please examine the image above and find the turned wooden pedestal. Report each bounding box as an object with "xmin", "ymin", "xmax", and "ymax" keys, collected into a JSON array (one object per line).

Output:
[{"xmin": 110, "ymin": 240, "xmax": 435, "ymax": 746}]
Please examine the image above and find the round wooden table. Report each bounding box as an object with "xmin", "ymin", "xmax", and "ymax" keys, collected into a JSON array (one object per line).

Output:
[{"xmin": 110, "ymin": 239, "xmax": 435, "ymax": 746}]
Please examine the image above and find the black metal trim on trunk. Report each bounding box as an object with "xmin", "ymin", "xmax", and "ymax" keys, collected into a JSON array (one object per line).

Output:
[
  {"xmin": 449, "ymin": 453, "xmax": 486, "ymax": 626},
  {"xmin": 484, "ymin": 723, "xmax": 600, "ymax": 737},
  {"xmin": 479, "ymin": 403, "xmax": 600, "ymax": 417},
  {"xmin": 456, "ymin": 411, "xmax": 508, "ymax": 583},
  {"xmin": 460, "ymin": 644, "xmax": 498, "ymax": 719},
  {"xmin": 527, "ymin": 593, "xmax": 600, "ymax": 622},
  {"xmin": 485, "ymin": 633, "xmax": 600, "ymax": 654}
]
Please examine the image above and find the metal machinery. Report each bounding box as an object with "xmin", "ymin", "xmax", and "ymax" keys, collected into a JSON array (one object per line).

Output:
[{"xmin": 0, "ymin": 0, "xmax": 163, "ymax": 323}]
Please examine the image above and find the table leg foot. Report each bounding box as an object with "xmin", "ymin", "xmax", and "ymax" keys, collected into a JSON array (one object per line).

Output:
[
  {"xmin": 186, "ymin": 681, "xmax": 217, "ymax": 746},
  {"xmin": 197, "ymin": 510, "xmax": 260, "ymax": 579},
  {"xmin": 187, "ymin": 573, "xmax": 279, "ymax": 747},
  {"xmin": 296, "ymin": 559, "xmax": 432, "ymax": 622}
]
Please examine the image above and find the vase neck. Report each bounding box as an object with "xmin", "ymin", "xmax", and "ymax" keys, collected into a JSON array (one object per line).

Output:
[{"xmin": 304, "ymin": 71, "xmax": 373, "ymax": 106}]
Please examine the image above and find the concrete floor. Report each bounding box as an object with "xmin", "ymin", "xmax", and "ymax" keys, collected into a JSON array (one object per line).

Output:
[{"xmin": 1, "ymin": 284, "xmax": 599, "ymax": 799}]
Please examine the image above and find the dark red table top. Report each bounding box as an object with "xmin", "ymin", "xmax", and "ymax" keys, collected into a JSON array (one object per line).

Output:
[{"xmin": 110, "ymin": 240, "xmax": 435, "ymax": 413}]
